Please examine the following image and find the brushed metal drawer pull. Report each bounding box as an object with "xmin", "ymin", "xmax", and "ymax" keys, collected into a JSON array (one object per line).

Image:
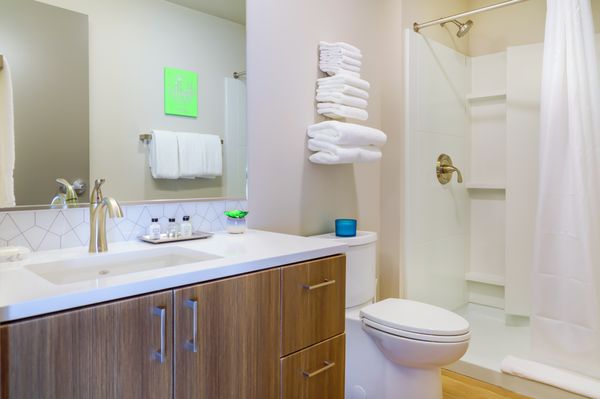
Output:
[
  {"xmin": 152, "ymin": 306, "xmax": 166, "ymax": 363},
  {"xmin": 302, "ymin": 361, "xmax": 336, "ymax": 378},
  {"xmin": 184, "ymin": 299, "xmax": 198, "ymax": 353},
  {"xmin": 302, "ymin": 279, "xmax": 336, "ymax": 291}
]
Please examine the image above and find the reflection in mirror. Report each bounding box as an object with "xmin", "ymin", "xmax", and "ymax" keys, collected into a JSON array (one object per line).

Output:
[{"xmin": 0, "ymin": 0, "xmax": 247, "ymax": 209}]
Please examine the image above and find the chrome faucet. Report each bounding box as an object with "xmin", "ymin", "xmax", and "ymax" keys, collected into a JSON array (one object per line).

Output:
[{"xmin": 89, "ymin": 179, "xmax": 123, "ymax": 253}]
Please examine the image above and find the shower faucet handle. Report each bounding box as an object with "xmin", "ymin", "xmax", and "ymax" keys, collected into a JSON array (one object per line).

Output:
[{"xmin": 436, "ymin": 154, "xmax": 463, "ymax": 184}]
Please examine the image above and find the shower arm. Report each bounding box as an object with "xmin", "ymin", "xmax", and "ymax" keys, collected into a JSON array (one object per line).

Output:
[{"xmin": 413, "ymin": 0, "xmax": 529, "ymax": 32}]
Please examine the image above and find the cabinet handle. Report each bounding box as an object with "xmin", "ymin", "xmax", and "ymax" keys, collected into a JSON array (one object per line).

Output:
[
  {"xmin": 302, "ymin": 279, "xmax": 336, "ymax": 291},
  {"xmin": 184, "ymin": 299, "xmax": 198, "ymax": 353},
  {"xmin": 153, "ymin": 306, "xmax": 166, "ymax": 363},
  {"xmin": 302, "ymin": 361, "xmax": 335, "ymax": 378}
]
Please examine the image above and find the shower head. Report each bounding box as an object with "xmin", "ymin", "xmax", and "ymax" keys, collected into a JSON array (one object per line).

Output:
[{"xmin": 442, "ymin": 19, "xmax": 474, "ymax": 38}]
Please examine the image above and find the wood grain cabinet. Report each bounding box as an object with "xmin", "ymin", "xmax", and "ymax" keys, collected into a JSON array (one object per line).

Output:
[
  {"xmin": 280, "ymin": 255, "xmax": 346, "ymax": 399},
  {"xmin": 0, "ymin": 254, "xmax": 345, "ymax": 399},
  {"xmin": 0, "ymin": 291, "xmax": 172, "ymax": 399},
  {"xmin": 173, "ymin": 268, "xmax": 280, "ymax": 399}
]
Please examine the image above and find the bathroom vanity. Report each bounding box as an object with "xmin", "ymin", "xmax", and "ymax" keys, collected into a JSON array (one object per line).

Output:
[{"xmin": 0, "ymin": 231, "xmax": 346, "ymax": 399}]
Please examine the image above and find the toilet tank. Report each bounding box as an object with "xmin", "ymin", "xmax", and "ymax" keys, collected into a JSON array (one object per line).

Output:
[{"xmin": 310, "ymin": 231, "xmax": 377, "ymax": 308}]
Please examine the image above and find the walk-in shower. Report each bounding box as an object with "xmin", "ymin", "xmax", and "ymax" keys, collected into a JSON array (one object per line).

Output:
[{"xmin": 406, "ymin": 0, "xmax": 600, "ymax": 398}]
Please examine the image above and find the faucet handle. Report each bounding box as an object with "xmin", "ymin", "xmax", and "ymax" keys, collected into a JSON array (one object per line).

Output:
[
  {"xmin": 94, "ymin": 179, "xmax": 105, "ymax": 189},
  {"xmin": 90, "ymin": 178, "xmax": 106, "ymax": 204}
]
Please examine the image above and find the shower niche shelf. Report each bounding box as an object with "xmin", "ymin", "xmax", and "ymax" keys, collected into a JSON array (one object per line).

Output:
[
  {"xmin": 465, "ymin": 272, "xmax": 505, "ymax": 287},
  {"xmin": 466, "ymin": 91, "xmax": 506, "ymax": 102},
  {"xmin": 465, "ymin": 182, "xmax": 506, "ymax": 190}
]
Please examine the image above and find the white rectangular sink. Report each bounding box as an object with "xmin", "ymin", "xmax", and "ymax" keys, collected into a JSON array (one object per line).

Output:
[{"xmin": 26, "ymin": 247, "xmax": 221, "ymax": 285}]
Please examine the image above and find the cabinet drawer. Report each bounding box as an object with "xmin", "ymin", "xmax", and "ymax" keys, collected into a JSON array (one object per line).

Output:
[
  {"xmin": 281, "ymin": 255, "xmax": 345, "ymax": 355},
  {"xmin": 281, "ymin": 334, "xmax": 345, "ymax": 399}
]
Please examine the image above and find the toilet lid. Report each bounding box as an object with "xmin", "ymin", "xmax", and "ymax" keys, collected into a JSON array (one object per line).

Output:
[{"xmin": 360, "ymin": 298, "xmax": 470, "ymax": 337}]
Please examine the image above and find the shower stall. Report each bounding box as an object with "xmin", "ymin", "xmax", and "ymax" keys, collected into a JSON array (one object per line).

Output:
[{"xmin": 404, "ymin": 1, "xmax": 600, "ymax": 397}]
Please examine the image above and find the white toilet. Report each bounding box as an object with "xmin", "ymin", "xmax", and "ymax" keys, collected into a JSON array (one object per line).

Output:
[{"xmin": 313, "ymin": 231, "xmax": 470, "ymax": 399}]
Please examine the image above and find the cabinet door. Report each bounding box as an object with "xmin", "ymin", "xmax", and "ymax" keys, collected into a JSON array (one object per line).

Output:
[
  {"xmin": 0, "ymin": 291, "xmax": 172, "ymax": 399},
  {"xmin": 281, "ymin": 334, "xmax": 345, "ymax": 399},
  {"xmin": 281, "ymin": 255, "xmax": 346, "ymax": 355},
  {"xmin": 174, "ymin": 269, "xmax": 280, "ymax": 399}
]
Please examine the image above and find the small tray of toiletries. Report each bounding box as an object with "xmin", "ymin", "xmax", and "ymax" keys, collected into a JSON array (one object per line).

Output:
[{"xmin": 138, "ymin": 231, "xmax": 213, "ymax": 244}]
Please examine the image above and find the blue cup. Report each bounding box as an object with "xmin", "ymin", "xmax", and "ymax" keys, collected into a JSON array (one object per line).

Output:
[{"xmin": 335, "ymin": 219, "xmax": 357, "ymax": 237}]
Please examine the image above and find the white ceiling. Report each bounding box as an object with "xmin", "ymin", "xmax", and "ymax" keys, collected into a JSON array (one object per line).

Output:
[{"xmin": 166, "ymin": 0, "xmax": 246, "ymax": 25}]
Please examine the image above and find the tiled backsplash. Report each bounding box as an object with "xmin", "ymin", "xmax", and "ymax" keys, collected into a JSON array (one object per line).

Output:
[{"xmin": 0, "ymin": 199, "xmax": 247, "ymax": 252}]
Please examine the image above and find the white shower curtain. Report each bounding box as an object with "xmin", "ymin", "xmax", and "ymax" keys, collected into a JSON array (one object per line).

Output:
[{"xmin": 533, "ymin": 0, "xmax": 600, "ymax": 378}]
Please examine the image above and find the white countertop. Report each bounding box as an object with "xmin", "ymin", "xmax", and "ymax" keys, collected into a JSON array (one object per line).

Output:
[{"xmin": 0, "ymin": 230, "xmax": 347, "ymax": 323}]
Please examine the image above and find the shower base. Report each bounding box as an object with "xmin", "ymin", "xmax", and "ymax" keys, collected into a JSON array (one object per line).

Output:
[{"xmin": 447, "ymin": 303, "xmax": 589, "ymax": 399}]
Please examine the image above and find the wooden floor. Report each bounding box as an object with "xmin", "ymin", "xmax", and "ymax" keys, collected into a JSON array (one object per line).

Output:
[{"xmin": 442, "ymin": 370, "xmax": 532, "ymax": 399}]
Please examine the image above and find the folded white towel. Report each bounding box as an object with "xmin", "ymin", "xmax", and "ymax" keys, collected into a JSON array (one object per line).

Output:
[
  {"xmin": 316, "ymin": 92, "xmax": 367, "ymax": 109},
  {"xmin": 317, "ymin": 103, "xmax": 368, "ymax": 121},
  {"xmin": 319, "ymin": 61, "xmax": 361, "ymax": 73},
  {"xmin": 320, "ymin": 54, "xmax": 362, "ymax": 67},
  {"xmin": 0, "ymin": 56, "xmax": 15, "ymax": 207},
  {"xmin": 177, "ymin": 132, "xmax": 222, "ymax": 179},
  {"xmin": 317, "ymin": 84, "xmax": 370, "ymax": 100},
  {"xmin": 308, "ymin": 139, "xmax": 381, "ymax": 164},
  {"xmin": 149, "ymin": 130, "xmax": 179, "ymax": 179},
  {"xmin": 319, "ymin": 41, "xmax": 362, "ymax": 56},
  {"xmin": 307, "ymin": 121, "xmax": 387, "ymax": 147},
  {"xmin": 321, "ymin": 67, "xmax": 360, "ymax": 78},
  {"xmin": 317, "ymin": 74, "xmax": 370, "ymax": 91},
  {"xmin": 501, "ymin": 356, "xmax": 600, "ymax": 398}
]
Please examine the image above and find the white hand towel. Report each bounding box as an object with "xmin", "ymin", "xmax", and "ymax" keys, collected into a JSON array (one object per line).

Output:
[
  {"xmin": 308, "ymin": 139, "xmax": 381, "ymax": 164},
  {"xmin": 307, "ymin": 121, "xmax": 387, "ymax": 147},
  {"xmin": 317, "ymin": 74, "xmax": 370, "ymax": 91},
  {"xmin": 320, "ymin": 48, "xmax": 362, "ymax": 62},
  {"xmin": 319, "ymin": 41, "xmax": 362, "ymax": 56},
  {"xmin": 177, "ymin": 132, "xmax": 222, "ymax": 179},
  {"xmin": 319, "ymin": 61, "xmax": 361, "ymax": 73},
  {"xmin": 320, "ymin": 54, "xmax": 362, "ymax": 67},
  {"xmin": 316, "ymin": 92, "xmax": 368, "ymax": 109},
  {"xmin": 321, "ymin": 67, "xmax": 360, "ymax": 78},
  {"xmin": 501, "ymin": 356, "xmax": 600, "ymax": 399},
  {"xmin": 317, "ymin": 103, "xmax": 368, "ymax": 121},
  {"xmin": 317, "ymin": 84, "xmax": 370, "ymax": 100},
  {"xmin": 0, "ymin": 56, "xmax": 15, "ymax": 207},
  {"xmin": 149, "ymin": 130, "xmax": 179, "ymax": 179}
]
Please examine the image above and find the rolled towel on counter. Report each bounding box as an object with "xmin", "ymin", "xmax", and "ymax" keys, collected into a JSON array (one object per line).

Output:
[
  {"xmin": 177, "ymin": 132, "xmax": 222, "ymax": 179},
  {"xmin": 317, "ymin": 84, "xmax": 370, "ymax": 100},
  {"xmin": 316, "ymin": 92, "xmax": 368, "ymax": 109},
  {"xmin": 501, "ymin": 356, "xmax": 600, "ymax": 399},
  {"xmin": 149, "ymin": 130, "xmax": 179, "ymax": 179},
  {"xmin": 317, "ymin": 103, "xmax": 368, "ymax": 121},
  {"xmin": 318, "ymin": 74, "xmax": 370, "ymax": 91},
  {"xmin": 308, "ymin": 139, "xmax": 382, "ymax": 164},
  {"xmin": 307, "ymin": 121, "xmax": 387, "ymax": 147}
]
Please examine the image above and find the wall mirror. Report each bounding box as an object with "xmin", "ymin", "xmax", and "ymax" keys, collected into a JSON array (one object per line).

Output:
[{"xmin": 0, "ymin": 0, "xmax": 247, "ymax": 209}]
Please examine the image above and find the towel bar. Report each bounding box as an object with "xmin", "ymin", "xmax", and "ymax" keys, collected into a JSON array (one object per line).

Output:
[{"xmin": 139, "ymin": 133, "xmax": 223, "ymax": 145}]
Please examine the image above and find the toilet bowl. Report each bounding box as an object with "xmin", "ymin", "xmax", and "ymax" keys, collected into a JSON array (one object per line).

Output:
[{"xmin": 312, "ymin": 231, "xmax": 470, "ymax": 399}]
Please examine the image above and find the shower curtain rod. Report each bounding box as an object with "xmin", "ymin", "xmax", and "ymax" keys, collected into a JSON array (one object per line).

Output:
[{"xmin": 413, "ymin": 0, "xmax": 529, "ymax": 32}]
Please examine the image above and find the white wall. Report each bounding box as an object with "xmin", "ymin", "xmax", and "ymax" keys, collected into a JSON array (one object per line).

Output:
[
  {"xmin": 246, "ymin": 0, "xmax": 382, "ymax": 240},
  {"xmin": 38, "ymin": 0, "xmax": 246, "ymax": 201},
  {"xmin": 505, "ymin": 42, "xmax": 544, "ymax": 317},
  {"xmin": 404, "ymin": 31, "xmax": 469, "ymax": 310}
]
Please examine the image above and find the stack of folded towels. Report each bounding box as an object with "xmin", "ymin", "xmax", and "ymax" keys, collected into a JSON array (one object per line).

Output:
[
  {"xmin": 307, "ymin": 121, "xmax": 387, "ymax": 165},
  {"xmin": 317, "ymin": 42, "xmax": 370, "ymax": 121}
]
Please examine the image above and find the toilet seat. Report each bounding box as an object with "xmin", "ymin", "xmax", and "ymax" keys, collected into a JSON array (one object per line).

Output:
[
  {"xmin": 360, "ymin": 298, "xmax": 471, "ymax": 343},
  {"xmin": 362, "ymin": 318, "xmax": 470, "ymax": 343}
]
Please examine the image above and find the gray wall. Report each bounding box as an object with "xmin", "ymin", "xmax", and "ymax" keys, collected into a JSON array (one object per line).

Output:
[{"xmin": 0, "ymin": 0, "xmax": 89, "ymax": 206}]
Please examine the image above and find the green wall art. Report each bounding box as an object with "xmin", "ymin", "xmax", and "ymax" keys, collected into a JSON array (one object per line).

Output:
[{"xmin": 164, "ymin": 67, "xmax": 198, "ymax": 118}]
